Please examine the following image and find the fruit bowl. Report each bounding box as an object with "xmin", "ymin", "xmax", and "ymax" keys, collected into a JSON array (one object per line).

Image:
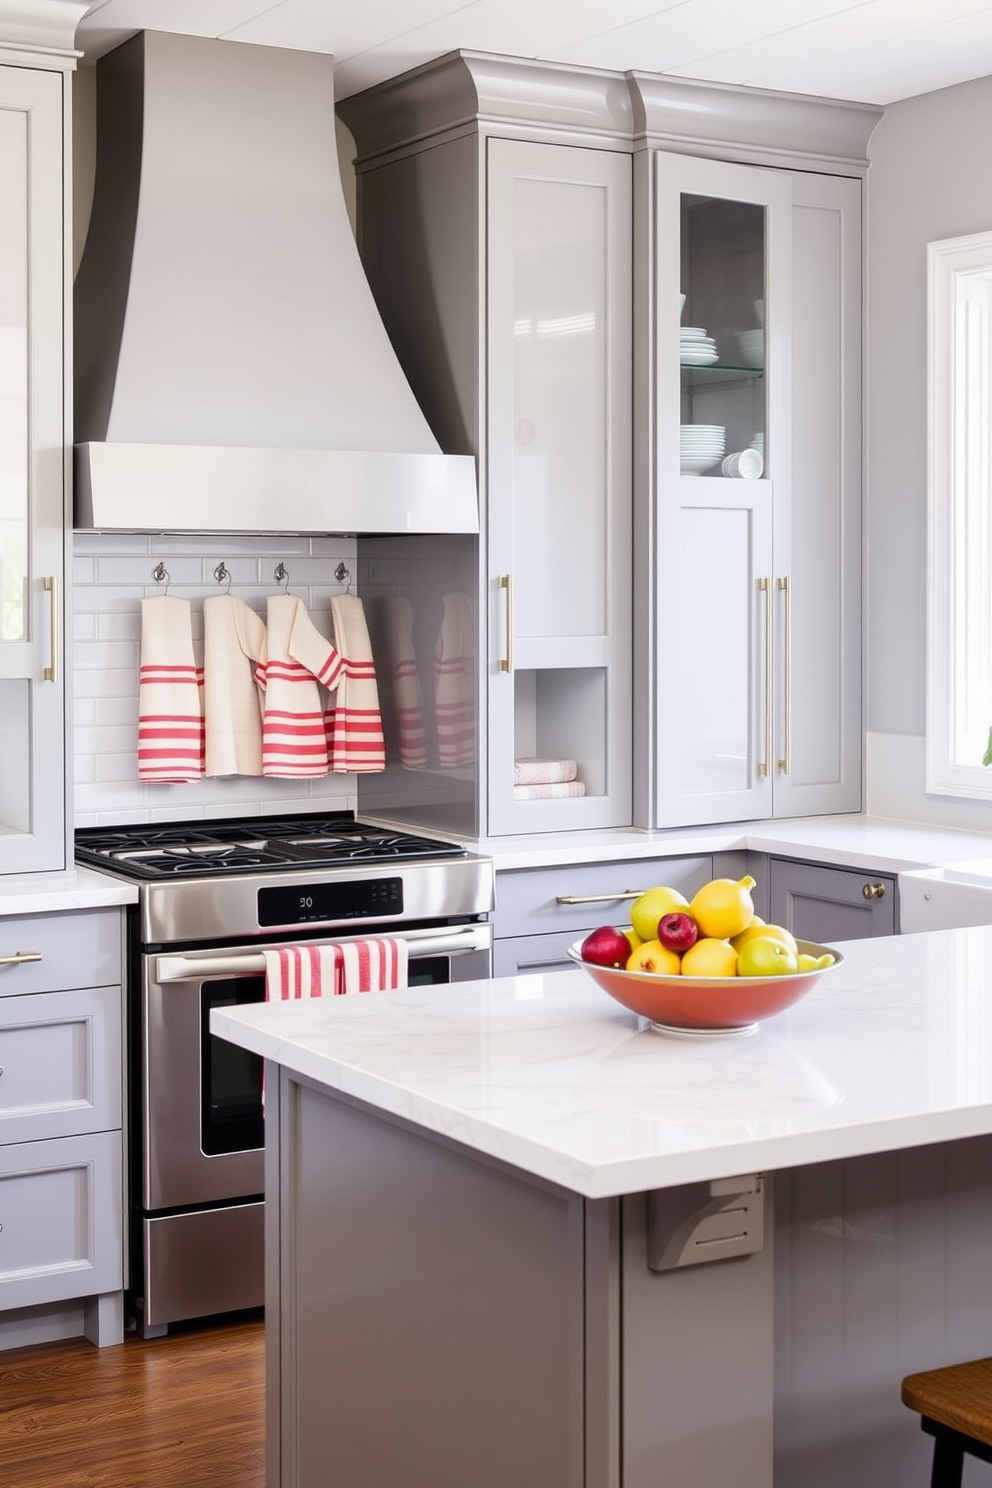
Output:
[{"xmin": 567, "ymin": 936, "xmax": 843, "ymax": 1035}]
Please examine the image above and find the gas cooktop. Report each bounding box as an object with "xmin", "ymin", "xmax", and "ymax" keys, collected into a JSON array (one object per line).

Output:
[{"xmin": 75, "ymin": 812, "xmax": 467, "ymax": 882}]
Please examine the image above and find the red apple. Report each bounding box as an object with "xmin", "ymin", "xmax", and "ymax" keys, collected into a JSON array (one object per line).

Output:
[
  {"xmin": 581, "ymin": 925, "xmax": 633, "ymax": 969},
  {"xmin": 657, "ymin": 911, "xmax": 699, "ymax": 953}
]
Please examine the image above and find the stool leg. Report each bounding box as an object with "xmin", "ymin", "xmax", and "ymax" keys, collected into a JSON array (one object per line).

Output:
[{"xmin": 930, "ymin": 1433, "xmax": 964, "ymax": 1488}]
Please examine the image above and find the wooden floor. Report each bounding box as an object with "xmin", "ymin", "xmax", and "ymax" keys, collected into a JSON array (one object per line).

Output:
[{"xmin": 0, "ymin": 1315, "xmax": 265, "ymax": 1488}]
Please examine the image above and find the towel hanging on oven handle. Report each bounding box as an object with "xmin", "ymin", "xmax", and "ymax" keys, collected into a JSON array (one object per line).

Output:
[{"xmin": 155, "ymin": 923, "xmax": 492, "ymax": 982}]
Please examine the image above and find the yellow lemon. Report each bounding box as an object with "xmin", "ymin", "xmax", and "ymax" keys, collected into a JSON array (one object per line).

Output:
[
  {"xmin": 626, "ymin": 939, "xmax": 682, "ymax": 975},
  {"xmin": 680, "ymin": 937, "xmax": 738, "ymax": 978},
  {"xmin": 688, "ymin": 875, "xmax": 757, "ymax": 940},
  {"xmin": 796, "ymin": 952, "xmax": 820, "ymax": 971},
  {"xmin": 737, "ymin": 936, "xmax": 798, "ymax": 977},
  {"xmin": 731, "ymin": 920, "xmax": 797, "ymax": 956},
  {"xmin": 629, "ymin": 885, "xmax": 690, "ymax": 942}
]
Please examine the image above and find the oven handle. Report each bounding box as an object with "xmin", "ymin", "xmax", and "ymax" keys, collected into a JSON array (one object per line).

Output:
[{"xmin": 155, "ymin": 923, "xmax": 493, "ymax": 982}]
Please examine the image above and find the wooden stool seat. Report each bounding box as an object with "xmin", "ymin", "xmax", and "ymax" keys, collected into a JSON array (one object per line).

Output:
[{"xmin": 902, "ymin": 1357, "xmax": 992, "ymax": 1487}]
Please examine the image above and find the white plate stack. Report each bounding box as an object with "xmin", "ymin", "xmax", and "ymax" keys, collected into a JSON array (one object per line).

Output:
[
  {"xmin": 680, "ymin": 424, "xmax": 725, "ymax": 475},
  {"xmin": 680, "ymin": 326, "xmax": 719, "ymax": 366}
]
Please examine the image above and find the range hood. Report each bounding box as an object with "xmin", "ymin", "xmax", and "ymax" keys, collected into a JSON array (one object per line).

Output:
[{"xmin": 73, "ymin": 31, "xmax": 477, "ymax": 535}]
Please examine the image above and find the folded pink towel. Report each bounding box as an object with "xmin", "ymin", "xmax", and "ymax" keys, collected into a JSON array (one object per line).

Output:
[
  {"xmin": 512, "ymin": 781, "xmax": 586, "ymax": 800},
  {"xmin": 137, "ymin": 595, "xmax": 204, "ymax": 783},
  {"xmin": 513, "ymin": 758, "xmax": 578, "ymax": 786}
]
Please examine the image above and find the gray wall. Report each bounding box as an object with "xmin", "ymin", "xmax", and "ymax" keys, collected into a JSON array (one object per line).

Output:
[{"xmin": 867, "ymin": 74, "xmax": 992, "ymax": 739}]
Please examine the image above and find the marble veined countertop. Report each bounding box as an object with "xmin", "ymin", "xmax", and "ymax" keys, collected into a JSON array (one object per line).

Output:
[{"xmin": 212, "ymin": 923, "xmax": 992, "ymax": 1200}]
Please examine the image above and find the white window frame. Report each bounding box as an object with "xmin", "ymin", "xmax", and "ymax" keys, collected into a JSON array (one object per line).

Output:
[{"xmin": 926, "ymin": 229, "xmax": 992, "ymax": 798}]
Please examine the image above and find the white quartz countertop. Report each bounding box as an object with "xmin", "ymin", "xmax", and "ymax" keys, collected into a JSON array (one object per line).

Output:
[
  {"xmin": 212, "ymin": 923, "xmax": 992, "ymax": 1200},
  {"xmin": 0, "ymin": 864, "xmax": 137, "ymax": 916},
  {"xmin": 471, "ymin": 813, "xmax": 992, "ymax": 873}
]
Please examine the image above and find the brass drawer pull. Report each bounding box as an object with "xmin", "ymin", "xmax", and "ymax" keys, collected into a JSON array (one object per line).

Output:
[
  {"xmin": 862, "ymin": 882, "xmax": 887, "ymax": 901},
  {"xmin": 0, "ymin": 951, "xmax": 43, "ymax": 966},
  {"xmin": 556, "ymin": 890, "xmax": 644, "ymax": 905}
]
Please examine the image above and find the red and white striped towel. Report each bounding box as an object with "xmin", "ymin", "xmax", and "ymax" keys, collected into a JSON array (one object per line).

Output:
[
  {"xmin": 258, "ymin": 595, "xmax": 343, "ymax": 778},
  {"xmin": 513, "ymin": 758, "xmax": 578, "ymax": 786},
  {"xmin": 326, "ymin": 595, "xmax": 386, "ymax": 774},
  {"xmin": 374, "ymin": 594, "xmax": 427, "ymax": 769},
  {"xmin": 137, "ymin": 595, "xmax": 204, "ymax": 783},
  {"xmin": 434, "ymin": 591, "xmax": 475, "ymax": 768},
  {"xmin": 203, "ymin": 594, "xmax": 266, "ymax": 777},
  {"xmin": 262, "ymin": 938, "xmax": 409, "ymax": 999}
]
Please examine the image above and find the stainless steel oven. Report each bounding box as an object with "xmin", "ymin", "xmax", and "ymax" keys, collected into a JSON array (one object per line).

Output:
[{"xmin": 75, "ymin": 814, "xmax": 494, "ymax": 1338}]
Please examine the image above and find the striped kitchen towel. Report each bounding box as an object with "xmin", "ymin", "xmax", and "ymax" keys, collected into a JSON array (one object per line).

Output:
[
  {"xmin": 374, "ymin": 594, "xmax": 427, "ymax": 769},
  {"xmin": 259, "ymin": 594, "xmax": 343, "ymax": 777},
  {"xmin": 203, "ymin": 594, "xmax": 266, "ymax": 777},
  {"xmin": 434, "ymin": 590, "xmax": 475, "ymax": 767},
  {"xmin": 137, "ymin": 595, "xmax": 205, "ymax": 783},
  {"xmin": 262, "ymin": 944, "xmax": 342, "ymax": 1000},
  {"xmin": 261, "ymin": 939, "xmax": 408, "ymax": 999},
  {"xmin": 513, "ymin": 758, "xmax": 578, "ymax": 786},
  {"xmin": 326, "ymin": 595, "xmax": 386, "ymax": 773}
]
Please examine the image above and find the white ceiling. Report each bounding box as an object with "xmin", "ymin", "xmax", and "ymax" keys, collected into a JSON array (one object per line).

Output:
[{"xmin": 75, "ymin": 0, "xmax": 992, "ymax": 106}]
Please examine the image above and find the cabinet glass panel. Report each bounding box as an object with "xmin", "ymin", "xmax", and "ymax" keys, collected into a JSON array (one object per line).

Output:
[
  {"xmin": 0, "ymin": 681, "xmax": 30, "ymax": 832},
  {"xmin": 512, "ymin": 177, "xmax": 607, "ymax": 638},
  {"xmin": 680, "ymin": 194, "xmax": 766, "ymax": 477},
  {"xmin": 0, "ymin": 108, "xmax": 28, "ymax": 644}
]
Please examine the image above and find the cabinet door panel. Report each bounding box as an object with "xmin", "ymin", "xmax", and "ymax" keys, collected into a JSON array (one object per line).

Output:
[
  {"xmin": 487, "ymin": 138, "xmax": 632, "ymax": 835},
  {"xmin": 0, "ymin": 1131, "xmax": 123, "ymax": 1310},
  {"xmin": 0, "ymin": 984, "xmax": 122, "ymax": 1144},
  {"xmin": 768, "ymin": 859, "xmax": 895, "ymax": 941},
  {"xmin": 0, "ymin": 66, "xmax": 67, "ymax": 875}
]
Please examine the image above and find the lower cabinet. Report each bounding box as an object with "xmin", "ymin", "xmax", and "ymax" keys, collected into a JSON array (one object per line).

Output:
[
  {"xmin": 0, "ymin": 908, "xmax": 125, "ymax": 1347},
  {"xmin": 493, "ymin": 853, "xmax": 747, "ymax": 976},
  {"xmin": 766, "ymin": 857, "xmax": 897, "ymax": 942}
]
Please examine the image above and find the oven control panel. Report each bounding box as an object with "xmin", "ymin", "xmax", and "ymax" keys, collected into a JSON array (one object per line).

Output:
[{"xmin": 257, "ymin": 877, "xmax": 404, "ymax": 927}]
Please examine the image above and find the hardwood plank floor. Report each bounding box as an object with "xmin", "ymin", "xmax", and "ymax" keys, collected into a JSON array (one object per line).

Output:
[{"xmin": 0, "ymin": 1315, "xmax": 265, "ymax": 1488}]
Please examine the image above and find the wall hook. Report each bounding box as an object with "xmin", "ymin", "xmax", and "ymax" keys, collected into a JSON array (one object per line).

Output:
[
  {"xmin": 213, "ymin": 561, "xmax": 232, "ymax": 592},
  {"xmin": 273, "ymin": 562, "xmax": 290, "ymax": 592},
  {"xmin": 334, "ymin": 562, "xmax": 352, "ymax": 591},
  {"xmin": 151, "ymin": 562, "xmax": 170, "ymax": 594}
]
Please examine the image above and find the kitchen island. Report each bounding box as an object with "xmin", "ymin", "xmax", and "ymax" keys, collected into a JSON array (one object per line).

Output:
[{"xmin": 213, "ymin": 926, "xmax": 992, "ymax": 1488}]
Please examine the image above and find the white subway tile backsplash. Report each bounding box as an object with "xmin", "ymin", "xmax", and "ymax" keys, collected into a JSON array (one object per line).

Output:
[{"xmin": 72, "ymin": 532, "xmax": 359, "ymax": 825}]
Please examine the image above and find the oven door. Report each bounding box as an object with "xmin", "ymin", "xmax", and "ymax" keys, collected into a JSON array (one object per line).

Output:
[{"xmin": 143, "ymin": 922, "xmax": 492, "ymax": 1212}]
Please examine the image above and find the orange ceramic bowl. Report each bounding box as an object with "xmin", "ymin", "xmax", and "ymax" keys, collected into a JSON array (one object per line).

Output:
[{"xmin": 567, "ymin": 936, "xmax": 843, "ymax": 1035}]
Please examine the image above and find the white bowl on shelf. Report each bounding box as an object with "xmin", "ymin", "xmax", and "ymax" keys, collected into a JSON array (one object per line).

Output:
[
  {"xmin": 680, "ymin": 454, "xmax": 722, "ymax": 475},
  {"xmin": 737, "ymin": 330, "xmax": 765, "ymax": 368}
]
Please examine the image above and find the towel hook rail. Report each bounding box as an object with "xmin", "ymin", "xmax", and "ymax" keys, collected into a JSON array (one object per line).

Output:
[
  {"xmin": 273, "ymin": 563, "xmax": 290, "ymax": 591},
  {"xmin": 213, "ymin": 561, "xmax": 232, "ymax": 592},
  {"xmin": 151, "ymin": 562, "xmax": 170, "ymax": 594}
]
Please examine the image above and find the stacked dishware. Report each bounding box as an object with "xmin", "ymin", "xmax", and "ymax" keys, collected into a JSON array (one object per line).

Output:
[
  {"xmin": 680, "ymin": 326, "xmax": 719, "ymax": 366},
  {"xmin": 737, "ymin": 329, "xmax": 764, "ymax": 368},
  {"xmin": 680, "ymin": 423, "xmax": 725, "ymax": 475}
]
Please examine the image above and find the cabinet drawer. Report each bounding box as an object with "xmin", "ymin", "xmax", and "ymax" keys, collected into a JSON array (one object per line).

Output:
[
  {"xmin": 494, "ymin": 857, "xmax": 715, "ymax": 940},
  {"xmin": 0, "ymin": 984, "xmax": 122, "ymax": 1145},
  {"xmin": 0, "ymin": 910, "xmax": 122, "ymax": 996},
  {"xmin": 0, "ymin": 1130, "xmax": 123, "ymax": 1311}
]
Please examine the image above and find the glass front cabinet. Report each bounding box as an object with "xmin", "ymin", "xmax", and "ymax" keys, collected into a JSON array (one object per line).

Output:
[
  {"xmin": 639, "ymin": 150, "xmax": 863, "ymax": 828},
  {"xmin": 0, "ymin": 64, "xmax": 69, "ymax": 875}
]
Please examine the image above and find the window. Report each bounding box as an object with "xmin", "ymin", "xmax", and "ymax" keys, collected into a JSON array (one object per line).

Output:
[{"xmin": 926, "ymin": 229, "xmax": 992, "ymax": 798}]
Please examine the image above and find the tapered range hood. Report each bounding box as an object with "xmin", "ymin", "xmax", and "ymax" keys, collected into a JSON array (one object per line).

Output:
[{"xmin": 73, "ymin": 31, "xmax": 477, "ymax": 535}]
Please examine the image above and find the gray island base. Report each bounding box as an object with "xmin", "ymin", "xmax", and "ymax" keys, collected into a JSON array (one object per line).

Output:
[{"xmin": 213, "ymin": 927, "xmax": 992, "ymax": 1488}]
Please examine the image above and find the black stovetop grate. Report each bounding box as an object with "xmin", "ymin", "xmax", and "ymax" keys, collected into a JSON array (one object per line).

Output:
[{"xmin": 75, "ymin": 812, "xmax": 467, "ymax": 881}]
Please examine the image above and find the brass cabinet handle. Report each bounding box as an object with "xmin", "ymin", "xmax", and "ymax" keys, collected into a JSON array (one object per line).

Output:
[
  {"xmin": 777, "ymin": 574, "xmax": 792, "ymax": 774},
  {"xmin": 862, "ymin": 882, "xmax": 887, "ymax": 901},
  {"xmin": 499, "ymin": 574, "xmax": 514, "ymax": 673},
  {"xmin": 0, "ymin": 951, "xmax": 42, "ymax": 966},
  {"xmin": 758, "ymin": 577, "xmax": 773, "ymax": 778},
  {"xmin": 556, "ymin": 890, "xmax": 645, "ymax": 905},
  {"xmin": 44, "ymin": 575, "xmax": 58, "ymax": 683}
]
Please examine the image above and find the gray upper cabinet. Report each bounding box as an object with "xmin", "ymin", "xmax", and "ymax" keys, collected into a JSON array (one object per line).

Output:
[
  {"xmin": 636, "ymin": 146, "xmax": 866, "ymax": 828},
  {"xmin": 0, "ymin": 61, "xmax": 71, "ymax": 875},
  {"xmin": 343, "ymin": 60, "xmax": 633, "ymax": 838},
  {"xmin": 343, "ymin": 57, "xmax": 879, "ymax": 839}
]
